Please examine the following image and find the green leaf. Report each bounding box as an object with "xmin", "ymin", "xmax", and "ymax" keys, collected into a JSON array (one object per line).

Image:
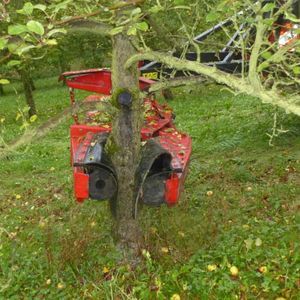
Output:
[
  {"xmin": 261, "ymin": 51, "xmax": 273, "ymax": 60},
  {"xmin": 284, "ymin": 12, "xmax": 300, "ymax": 23},
  {"xmin": 17, "ymin": 45, "xmax": 36, "ymax": 55},
  {"xmin": 174, "ymin": 0, "xmax": 184, "ymax": 4},
  {"xmin": 261, "ymin": 3, "xmax": 275, "ymax": 13},
  {"xmin": 29, "ymin": 115, "xmax": 37, "ymax": 123},
  {"xmin": 17, "ymin": 2, "xmax": 34, "ymax": 15},
  {"xmin": 46, "ymin": 39, "xmax": 58, "ymax": 46},
  {"xmin": 263, "ymin": 18, "xmax": 274, "ymax": 26},
  {"xmin": 127, "ymin": 26, "xmax": 137, "ymax": 36},
  {"xmin": 0, "ymin": 79, "xmax": 10, "ymax": 85},
  {"xmin": 7, "ymin": 43, "xmax": 19, "ymax": 53},
  {"xmin": 257, "ymin": 61, "xmax": 270, "ymax": 72},
  {"xmin": 255, "ymin": 238, "xmax": 262, "ymax": 247},
  {"xmin": 206, "ymin": 11, "xmax": 219, "ymax": 23},
  {"xmin": 0, "ymin": 38, "xmax": 8, "ymax": 50},
  {"xmin": 244, "ymin": 238, "xmax": 253, "ymax": 250},
  {"xmin": 7, "ymin": 60, "xmax": 21, "ymax": 67},
  {"xmin": 136, "ymin": 22, "xmax": 149, "ymax": 32},
  {"xmin": 8, "ymin": 24, "xmax": 28, "ymax": 35},
  {"xmin": 53, "ymin": 0, "xmax": 73, "ymax": 13},
  {"xmin": 16, "ymin": 112, "xmax": 22, "ymax": 121},
  {"xmin": 131, "ymin": 7, "xmax": 141, "ymax": 16},
  {"xmin": 245, "ymin": 17, "xmax": 255, "ymax": 23},
  {"xmin": 22, "ymin": 106, "xmax": 30, "ymax": 113},
  {"xmin": 173, "ymin": 5, "xmax": 191, "ymax": 10},
  {"xmin": 27, "ymin": 20, "xmax": 44, "ymax": 35},
  {"xmin": 109, "ymin": 26, "xmax": 124, "ymax": 36},
  {"xmin": 20, "ymin": 123, "xmax": 30, "ymax": 130},
  {"xmin": 34, "ymin": 4, "xmax": 46, "ymax": 11},
  {"xmin": 46, "ymin": 28, "xmax": 67, "ymax": 37},
  {"xmin": 149, "ymin": 5, "xmax": 163, "ymax": 14},
  {"xmin": 293, "ymin": 66, "xmax": 300, "ymax": 75}
]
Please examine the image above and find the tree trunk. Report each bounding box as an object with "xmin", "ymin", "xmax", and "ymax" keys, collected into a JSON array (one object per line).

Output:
[
  {"xmin": 58, "ymin": 46, "xmax": 70, "ymax": 86},
  {"xmin": 29, "ymin": 76, "xmax": 36, "ymax": 91},
  {"xmin": 111, "ymin": 31, "xmax": 142, "ymax": 259},
  {"xmin": 19, "ymin": 66, "xmax": 37, "ymax": 117},
  {"xmin": 0, "ymin": 85, "xmax": 4, "ymax": 96}
]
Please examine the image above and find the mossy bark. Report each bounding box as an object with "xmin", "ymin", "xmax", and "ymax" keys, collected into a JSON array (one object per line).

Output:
[
  {"xmin": 126, "ymin": 51, "xmax": 300, "ymax": 116},
  {"xmin": 111, "ymin": 32, "xmax": 142, "ymax": 258}
]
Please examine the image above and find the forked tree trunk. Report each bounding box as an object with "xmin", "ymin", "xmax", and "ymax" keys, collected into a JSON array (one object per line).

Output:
[{"xmin": 111, "ymin": 31, "xmax": 142, "ymax": 258}]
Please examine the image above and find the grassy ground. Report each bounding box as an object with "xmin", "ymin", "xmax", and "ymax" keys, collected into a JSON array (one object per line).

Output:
[{"xmin": 0, "ymin": 78, "xmax": 299, "ymax": 299}]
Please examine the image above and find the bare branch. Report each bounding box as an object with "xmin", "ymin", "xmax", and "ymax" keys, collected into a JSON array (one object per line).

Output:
[
  {"xmin": 126, "ymin": 51, "xmax": 246, "ymax": 89},
  {"xmin": 148, "ymin": 76, "xmax": 210, "ymax": 92},
  {"xmin": 67, "ymin": 20, "xmax": 112, "ymax": 36},
  {"xmin": 54, "ymin": 9, "xmax": 104, "ymax": 26},
  {"xmin": 0, "ymin": 102, "xmax": 84, "ymax": 160},
  {"xmin": 248, "ymin": 19, "xmax": 268, "ymax": 89}
]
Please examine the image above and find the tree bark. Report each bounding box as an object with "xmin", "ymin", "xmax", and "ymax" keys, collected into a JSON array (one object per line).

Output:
[
  {"xmin": 111, "ymin": 31, "xmax": 142, "ymax": 259},
  {"xmin": 58, "ymin": 46, "xmax": 70, "ymax": 86},
  {"xmin": 19, "ymin": 66, "xmax": 36, "ymax": 117},
  {"xmin": 29, "ymin": 76, "xmax": 36, "ymax": 91},
  {"xmin": 0, "ymin": 85, "xmax": 4, "ymax": 96}
]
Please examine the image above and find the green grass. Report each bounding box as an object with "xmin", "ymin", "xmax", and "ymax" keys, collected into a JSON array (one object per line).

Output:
[{"xmin": 0, "ymin": 79, "xmax": 299, "ymax": 299}]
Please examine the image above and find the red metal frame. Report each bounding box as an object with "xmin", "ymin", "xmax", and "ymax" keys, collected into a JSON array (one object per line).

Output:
[
  {"xmin": 61, "ymin": 69, "xmax": 192, "ymax": 206},
  {"xmin": 60, "ymin": 68, "xmax": 154, "ymax": 95}
]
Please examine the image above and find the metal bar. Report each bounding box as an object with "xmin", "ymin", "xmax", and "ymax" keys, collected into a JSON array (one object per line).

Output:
[
  {"xmin": 193, "ymin": 19, "xmax": 233, "ymax": 43},
  {"xmin": 140, "ymin": 60, "xmax": 159, "ymax": 71},
  {"xmin": 222, "ymin": 23, "xmax": 245, "ymax": 52}
]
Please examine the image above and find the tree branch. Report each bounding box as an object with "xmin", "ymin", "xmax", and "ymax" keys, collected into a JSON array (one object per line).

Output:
[
  {"xmin": 248, "ymin": 19, "xmax": 267, "ymax": 89},
  {"xmin": 148, "ymin": 75, "xmax": 210, "ymax": 92},
  {"xmin": 126, "ymin": 51, "xmax": 247, "ymax": 90},
  {"xmin": 67, "ymin": 20, "xmax": 112, "ymax": 36},
  {"xmin": 127, "ymin": 51, "xmax": 300, "ymax": 116},
  {"xmin": 0, "ymin": 102, "xmax": 84, "ymax": 160},
  {"xmin": 54, "ymin": 0, "xmax": 145, "ymax": 26}
]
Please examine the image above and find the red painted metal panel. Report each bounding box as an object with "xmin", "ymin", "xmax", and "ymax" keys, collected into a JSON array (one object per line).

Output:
[
  {"xmin": 74, "ymin": 170, "xmax": 89, "ymax": 202},
  {"xmin": 61, "ymin": 69, "xmax": 154, "ymax": 94},
  {"xmin": 165, "ymin": 175, "xmax": 180, "ymax": 206}
]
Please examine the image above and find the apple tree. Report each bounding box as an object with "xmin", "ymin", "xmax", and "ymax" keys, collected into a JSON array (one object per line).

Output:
[{"xmin": 0, "ymin": 0, "xmax": 299, "ymax": 262}]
